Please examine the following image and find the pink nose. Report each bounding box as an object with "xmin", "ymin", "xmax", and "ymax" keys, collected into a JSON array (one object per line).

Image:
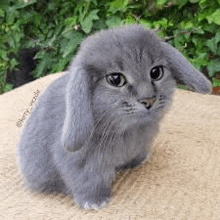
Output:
[{"xmin": 139, "ymin": 96, "xmax": 156, "ymax": 109}]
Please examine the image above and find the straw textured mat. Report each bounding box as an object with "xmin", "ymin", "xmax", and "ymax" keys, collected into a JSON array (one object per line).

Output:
[{"xmin": 1, "ymin": 72, "xmax": 220, "ymax": 220}]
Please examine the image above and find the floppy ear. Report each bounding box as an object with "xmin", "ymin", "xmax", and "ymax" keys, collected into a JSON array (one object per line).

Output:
[
  {"xmin": 161, "ymin": 42, "xmax": 212, "ymax": 94},
  {"xmin": 61, "ymin": 64, "xmax": 94, "ymax": 152}
]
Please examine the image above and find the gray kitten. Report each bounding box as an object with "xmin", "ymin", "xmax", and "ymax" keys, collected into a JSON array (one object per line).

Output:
[{"xmin": 17, "ymin": 25, "xmax": 211, "ymax": 210}]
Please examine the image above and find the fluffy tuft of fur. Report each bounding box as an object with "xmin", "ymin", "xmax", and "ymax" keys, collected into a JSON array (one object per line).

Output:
[{"xmin": 17, "ymin": 25, "xmax": 211, "ymax": 209}]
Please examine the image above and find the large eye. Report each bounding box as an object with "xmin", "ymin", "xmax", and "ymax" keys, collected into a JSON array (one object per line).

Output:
[
  {"xmin": 106, "ymin": 73, "xmax": 126, "ymax": 87},
  {"xmin": 150, "ymin": 66, "xmax": 164, "ymax": 81}
]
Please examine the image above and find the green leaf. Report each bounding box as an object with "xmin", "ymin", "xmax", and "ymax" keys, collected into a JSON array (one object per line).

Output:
[
  {"xmin": 93, "ymin": 19, "xmax": 107, "ymax": 30},
  {"xmin": 61, "ymin": 32, "xmax": 84, "ymax": 58},
  {"xmin": 64, "ymin": 17, "xmax": 77, "ymax": 26},
  {"xmin": 47, "ymin": 29, "xmax": 54, "ymax": 39},
  {"xmin": 207, "ymin": 59, "xmax": 220, "ymax": 77},
  {"xmin": 106, "ymin": 16, "xmax": 123, "ymax": 28},
  {"xmin": 175, "ymin": 0, "xmax": 188, "ymax": 9},
  {"xmin": 4, "ymin": 83, "xmax": 13, "ymax": 92},
  {"xmin": 173, "ymin": 32, "xmax": 190, "ymax": 49},
  {"xmin": 47, "ymin": 2, "xmax": 57, "ymax": 11},
  {"xmin": 206, "ymin": 9, "xmax": 220, "ymax": 25},
  {"xmin": 52, "ymin": 56, "xmax": 71, "ymax": 73},
  {"xmin": 0, "ymin": 0, "xmax": 10, "ymax": 9},
  {"xmin": 139, "ymin": 19, "xmax": 152, "ymax": 30},
  {"xmin": 48, "ymin": 25, "xmax": 63, "ymax": 46},
  {"xmin": 110, "ymin": 0, "xmax": 129, "ymax": 8},
  {"xmin": 13, "ymin": 0, "xmax": 36, "ymax": 9},
  {"xmin": 80, "ymin": 9, "xmax": 99, "ymax": 33},
  {"xmin": 62, "ymin": 27, "xmax": 76, "ymax": 39},
  {"xmin": 0, "ymin": 50, "xmax": 8, "ymax": 61},
  {"xmin": 91, "ymin": 0, "xmax": 98, "ymax": 6},
  {"xmin": 156, "ymin": 30, "xmax": 166, "ymax": 39},
  {"xmin": 184, "ymin": 21, "xmax": 193, "ymax": 30},
  {"xmin": 10, "ymin": 58, "xmax": 19, "ymax": 69},
  {"xmin": 206, "ymin": 37, "xmax": 218, "ymax": 54},
  {"xmin": 189, "ymin": 0, "xmax": 199, "ymax": 3},
  {"xmin": 190, "ymin": 53, "xmax": 209, "ymax": 69},
  {"xmin": 108, "ymin": 0, "xmax": 130, "ymax": 13},
  {"xmin": 33, "ymin": 55, "xmax": 52, "ymax": 78},
  {"xmin": 215, "ymin": 31, "xmax": 220, "ymax": 44},
  {"xmin": 193, "ymin": 27, "xmax": 204, "ymax": 34},
  {"xmin": 212, "ymin": 78, "xmax": 220, "ymax": 87},
  {"xmin": 153, "ymin": 18, "xmax": 168, "ymax": 29},
  {"xmin": 8, "ymin": 36, "xmax": 16, "ymax": 49},
  {"xmin": 24, "ymin": 40, "xmax": 37, "ymax": 49},
  {"xmin": 157, "ymin": 0, "xmax": 168, "ymax": 7},
  {"xmin": 34, "ymin": 50, "xmax": 47, "ymax": 60},
  {"xmin": 203, "ymin": 22, "xmax": 218, "ymax": 33},
  {"xmin": 124, "ymin": 15, "xmax": 136, "ymax": 24},
  {"xmin": 197, "ymin": 9, "xmax": 213, "ymax": 22},
  {"xmin": 0, "ymin": 9, "xmax": 4, "ymax": 17},
  {"xmin": 198, "ymin": 0, "xmax": 210, "ymax": 9},
  {"xmin": 177, "ymin": 84, "xmax": 189, "ymax": 90},
  {"xmin": 6, "ymin": 8, "xmax": 19, "ymax": 23}
]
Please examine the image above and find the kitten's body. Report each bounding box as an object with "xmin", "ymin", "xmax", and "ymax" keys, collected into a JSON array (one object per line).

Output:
[{"xmin": 18, "ymin": 25, "xmax": 211, "ymax": 209}]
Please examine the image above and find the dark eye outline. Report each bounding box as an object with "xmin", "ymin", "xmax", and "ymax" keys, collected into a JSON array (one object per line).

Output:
[
  {"xmin": 106, "ymin": 73, "xmax": 127, "ymax": 87},
  {"xmin": 150, "ymin": 66, "xmax": 164, "ymax": 81}
]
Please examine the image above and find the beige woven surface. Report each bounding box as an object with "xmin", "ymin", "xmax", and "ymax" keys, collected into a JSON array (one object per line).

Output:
[{"xmin": 1, "ymin": 72, "xmax": 220, "ymax": 220}]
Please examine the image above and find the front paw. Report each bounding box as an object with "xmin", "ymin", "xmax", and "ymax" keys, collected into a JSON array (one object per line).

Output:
[
  {"xmin": 82, "ymin": 198, "xmax": 110, "ymax": 210},
  {"xmin": 74, "ymin": 186, "xmax": 111, "ymax": 210}
]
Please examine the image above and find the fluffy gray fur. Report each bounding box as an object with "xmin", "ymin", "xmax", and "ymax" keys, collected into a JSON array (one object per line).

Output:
[{"xmin": 17, "ymin": 25, "xmax": 211, "ymax": 210}]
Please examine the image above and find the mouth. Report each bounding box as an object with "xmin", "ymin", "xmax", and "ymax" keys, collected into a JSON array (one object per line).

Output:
[{"xmin": 126, "ymin": 104, "xmax": 166, "ymax": 121}]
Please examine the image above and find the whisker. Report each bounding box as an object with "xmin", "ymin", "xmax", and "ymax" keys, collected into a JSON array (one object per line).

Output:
[{"xmin": 86, "ymin": 101, "xmax": 121, "ymax": 146}]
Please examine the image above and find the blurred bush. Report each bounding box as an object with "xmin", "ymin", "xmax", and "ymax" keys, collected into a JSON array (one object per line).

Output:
[{"xmin": 0, "ymin": 0, "xmax": 220, "ymax": 94}]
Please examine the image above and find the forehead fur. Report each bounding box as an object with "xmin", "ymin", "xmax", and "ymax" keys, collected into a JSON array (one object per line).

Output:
[{"xmin": 79, "ymin": 25, "xmax": 164, "ymax": 73}]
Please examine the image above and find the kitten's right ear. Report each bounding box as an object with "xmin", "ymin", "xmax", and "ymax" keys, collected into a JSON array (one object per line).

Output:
[
  {"xmin": 161, "ymin": 42, "xmax": 212, "ymax": 94},
  {"xmin": 61, "ymin": 65, "xmax": 94, "ymax": 152}
]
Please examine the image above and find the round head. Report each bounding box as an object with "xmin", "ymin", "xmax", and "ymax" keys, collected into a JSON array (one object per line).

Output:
[{"xmin": 79, "ymin": 25, "xmax": 175, "ymax": 130}]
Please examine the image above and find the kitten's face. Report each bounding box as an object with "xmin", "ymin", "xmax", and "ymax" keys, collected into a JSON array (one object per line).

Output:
[
  {"xmin": 91, "ymin": 62, "xmax": 175, "ymax": 130},
  {"xmin": 81, "ymin": 26, "xmax": 176, "ymax": 130}
]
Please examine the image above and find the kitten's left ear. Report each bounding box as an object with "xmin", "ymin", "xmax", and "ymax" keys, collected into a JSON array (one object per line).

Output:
[
  {"xmin": 161, "ymin": 42, "xmax": 212, "ymax": 94},
  {"xmin": 61, "ymin": 65, "xmax": 94, "ymax": 152}
]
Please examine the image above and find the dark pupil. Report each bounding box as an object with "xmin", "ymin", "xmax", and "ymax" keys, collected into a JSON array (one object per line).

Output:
[
  {"xmin": 109, "ymin": 74, "xmax": 121, "ymax": 86},
  {"xmin": 151, "ymin": 67, "xmax": 161, "ymax": 80}
]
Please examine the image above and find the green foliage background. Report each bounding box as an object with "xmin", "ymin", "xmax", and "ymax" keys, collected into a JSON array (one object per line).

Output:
[{"xmin": 1, "ymin": 0, "xmax": 220, "ymax": 94}]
